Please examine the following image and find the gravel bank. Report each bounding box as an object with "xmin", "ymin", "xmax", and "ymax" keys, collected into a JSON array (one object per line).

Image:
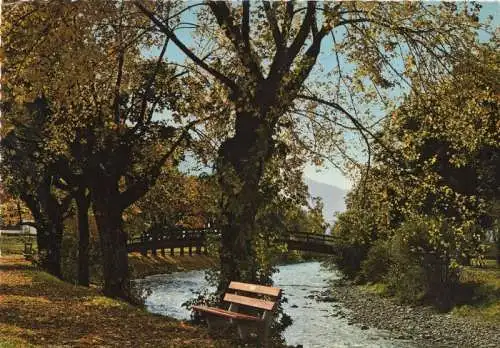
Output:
[{"xmin": 325, "ymin": 280, "xmax": 500, "ymax": 347}]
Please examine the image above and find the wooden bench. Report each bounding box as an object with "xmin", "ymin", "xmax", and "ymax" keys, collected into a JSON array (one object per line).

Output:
[{"xmin": 192, "ymin": 281, "xmax": 282, "ymax": 346}]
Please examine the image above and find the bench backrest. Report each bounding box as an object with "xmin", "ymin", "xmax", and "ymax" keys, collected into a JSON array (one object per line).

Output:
[{"xmin": 224, "ymin": 281, "xmax": 281, "ymax": 315}]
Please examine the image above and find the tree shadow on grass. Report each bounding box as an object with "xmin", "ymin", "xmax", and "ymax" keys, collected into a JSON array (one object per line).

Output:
[
  {"xmin": 0, "ymin": 263, "xmax": 33, "ymax": 272},
  {"xmin": 0, "ymin": 281, "xmax": 230, "ymax": 347}
]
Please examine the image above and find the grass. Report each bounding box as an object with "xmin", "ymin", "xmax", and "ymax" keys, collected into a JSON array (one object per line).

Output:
[
  {"xmin": 0, "ymin": 256, "xmax": 233, "ymax": 347},
  {"xmin": 359, "ymin": 260, "xmax": 500, "ymax": 325},
  {"xmin": 129, "ymin": 252, "xmax": 218, "ymax": 278},
  {"xmin": 361, "ymin": 282, "xmax": 389, "ymax": 296},
  {"xmin": 451, "ymin": 260, "xmax": 500, "ymax": 325},
  {"xmin": 0, "ymin": 235, "xmax": 36, "ymax": 256}
]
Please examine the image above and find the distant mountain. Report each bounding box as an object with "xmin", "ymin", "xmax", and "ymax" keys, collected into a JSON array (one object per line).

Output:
[{"xmin": 305, "ymin": 178, "xmax": 347, "ymax": 222}]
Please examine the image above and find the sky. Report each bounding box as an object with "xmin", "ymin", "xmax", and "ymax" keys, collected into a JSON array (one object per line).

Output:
[{"xmin": 162, "ymin": 1, "xmax": 500, "ymax": 192}]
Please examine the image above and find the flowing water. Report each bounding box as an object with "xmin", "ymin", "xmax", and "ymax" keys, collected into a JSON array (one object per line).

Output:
[{"xmin": 134, "ymin": 261, "xmax": 415, "ymax": 347}]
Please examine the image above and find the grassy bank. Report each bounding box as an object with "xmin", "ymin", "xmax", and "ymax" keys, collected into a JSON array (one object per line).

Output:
[
  {"xmin": 0, "ymin": 235, "xmax": 217, "ymax": 278},
  {"xmin": 129, "ymin": 252, "xmax": 218, "ymax": 278},
  {"xmin": 361, "ymin": 260, "xmax": 500, "ymax": 325},
  {"xmin": 451, "ymin": 260, "xmax": 500, "ymax": 324},
  {"xmin": 129, "ymin": 250, "xmax": 325, "ymax": 278},
  {"xmin": 0, "ymin": 256, "xmax": 233, "ymax": 347}
]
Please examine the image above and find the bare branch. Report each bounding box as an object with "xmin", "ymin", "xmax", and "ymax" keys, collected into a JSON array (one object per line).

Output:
[
  {"xmin": 134, "ymin": 1, "xmax": 238, "ymax": 91},
  {"xmin": 263, "ymin": 1, "xmax": 283, "ymax": 48},
  {"xmin": 207, "ymin": 1, "xmax": 263, "ymax": 81},
  {"xmin": 287, "ymin": 1, "xmax": 315, "ymax": 64},
  {"xmin": 242, "ymin": 0, "xmax": 250, "ymax": 45}
]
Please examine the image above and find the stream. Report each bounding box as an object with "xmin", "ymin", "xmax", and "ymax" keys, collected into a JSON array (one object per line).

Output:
[{"xmin": 133, "ymin": 261, "xmax": 415, "ymax": 347}]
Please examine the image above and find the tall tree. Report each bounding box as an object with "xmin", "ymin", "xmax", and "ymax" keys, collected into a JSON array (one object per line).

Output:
[
  {"xmin": 3, "ymin": 1, "xmax": 191, "ymax": 298},
  {"xmin": 135, "ymin": 1, "xmax": 484, "ymax": 291},
  {"xmin": 1, "ymin": 99, "xmax": 72, "ymax": 278}
]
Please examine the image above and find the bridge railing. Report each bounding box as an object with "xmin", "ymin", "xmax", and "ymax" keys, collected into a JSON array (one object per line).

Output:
[
  {"xmin": 128, "ymin": 227, "xmax": 220, "ymax": 244},
  {"xmin": 285, "ymin": 232, "xmax": 338, "ymax": 245},
  {"xmin": 130, "ymin": 229, "xmax": 337, "ymax": 245}
]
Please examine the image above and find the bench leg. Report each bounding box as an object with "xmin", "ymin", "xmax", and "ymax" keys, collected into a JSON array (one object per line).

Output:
[
  {"xmin": 259, "ymin": 311, "xmax": 272, "ymax": 348},
  {"xmin": 206, "ymin": 316, "xmax": 229, "ymax": 332},
  {"xmin": 236, "ymin": 323, "xmax": 249, "ymax": 340},
  {"xmin": 259, "ymin": 324, "xmax": 270, "ymax": 348}
]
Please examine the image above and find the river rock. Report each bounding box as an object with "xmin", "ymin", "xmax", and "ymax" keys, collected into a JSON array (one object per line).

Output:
[{"xmin": 319, "ymin": 296, "xmax": 338, "ymax": 302}]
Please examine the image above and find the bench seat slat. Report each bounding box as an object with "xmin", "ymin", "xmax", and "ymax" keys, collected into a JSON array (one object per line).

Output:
[
  {"xmin": 229, "ymin": 281, "xmax": 281, "ymax": 297},
  {"xmin": 192, "ymin": 305, "xmax": 263, "ymax": 322},
  {"xmin": 224, "ymin": 293, "xmax": 275, "ymax": 311}
]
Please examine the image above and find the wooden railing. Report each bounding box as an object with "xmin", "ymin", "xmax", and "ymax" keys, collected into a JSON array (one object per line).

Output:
[
  {"xmin": 283, "ymin": 231, "xmax": 338, "ymax": 244},
  {"xmin": 127, "ymin": 227, "xmax": 218, "ymax": 256},
  {"xmin": 127, "ymin": 228, "xmax": 339, "ymax": 256}
]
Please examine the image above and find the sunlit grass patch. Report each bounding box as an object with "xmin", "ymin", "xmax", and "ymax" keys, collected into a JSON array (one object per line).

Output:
[
  {"xmin": 0, "ymin": 323, "xmax": 35, "ymax": 347},
  {"xmin": 82, "ymin": 295, "xmax": 128, "ymax": 309},
  {"xmin": 0, "ymin": 338, "xmax": 32, "ymax": 348},
  {"xmin": 460, "ymin": 261, "xmax": 500, "ymax": 289},
  {"xmin": 361, "ymin": 282, "xmax": 389, "ymax": 296},
  {"xmin": 129, "ymin": 252, "xmax": 217, "ymax": 278},
  {"xmin": 452, "ymin": 262, "xmax": 500, "ymax": 324},
  {"xmin": 452, "ymin": 301, "xmax": 500, "ymax": 324},
  {"xmin": 0, "ymin": 271, "xmax": 32, "ymax": 286},
  {"xmin": 3, "ymin": 295, "xmax": 51, "ymax": 305}
]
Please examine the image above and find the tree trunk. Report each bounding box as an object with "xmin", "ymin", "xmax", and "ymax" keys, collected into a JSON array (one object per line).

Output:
[
  {"xmin": 218, "ymin": 191, "xmax": 260, "ymax": 294},
  {"xmin": 92, "ymin": 183, "xmax": 129, "ymax": 299},
  {"xmin": 48, "ymin": 221, "xmax": 64, "ymax": 278},
  {"xmin": 23, "ymin": 193, "xmax": 63, "ymax": 278},
  {"xmin": 216, "ymin": 111, "xmax": 273, "ymax": 294},
  {"xmin": 76, "ymin": 190, "xmax": 91, "ymax": 286},
  {"xmin": 35, "ymin": 217, "xmax": 62, "ymax": 278}
]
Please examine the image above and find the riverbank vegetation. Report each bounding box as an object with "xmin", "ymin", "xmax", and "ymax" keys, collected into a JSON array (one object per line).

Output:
[
  {"xmin": 1, "ymin": 1, "xmax": 498, "ymax": 346},
  {"xmin": 329, "ymin": 44, "xmax": 499, "ymax": 313}
]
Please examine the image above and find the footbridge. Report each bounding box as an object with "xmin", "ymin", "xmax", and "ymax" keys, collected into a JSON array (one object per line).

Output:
[{"xmin": 127, "ymin": 228, "xmax": 339, "ymax": 256}]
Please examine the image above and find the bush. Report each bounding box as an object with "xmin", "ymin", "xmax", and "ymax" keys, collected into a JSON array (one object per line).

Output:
[
  {"xmin": 328, "ymin": 209, "xmax": 383, "ymax": 280},
  {"xmin": 385, "ymin": 233, "xmax": 428, "ymax": 303},
  {"xmin": 384, "ymin": 220, "xmax": 461, "ymax": 308},
  {"xmin": 360, "ymin": 239, "xmax": 391, "ymax": 283},
  {"xmin": 329, "ymin": 240, "xmax": 370, "ymax": 280}
]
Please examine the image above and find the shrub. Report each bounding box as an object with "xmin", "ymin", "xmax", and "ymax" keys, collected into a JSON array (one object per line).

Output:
[
  {"xmin": 385, "ymin": 219, "xmax": 461, "ymax": 308},
  {"xmin": 360, "ymin": 239, "xmax": 391, "ymax": 283},
  {"xmin": 329, "ymin": 240, "xmax": 370, "ymax": 280},
  {"xmin": 385, "ymin": 233, "xmax": 428, "ymax": 303},
  {"xmin": 328, "ymin": 209, "xmax": 383, "ymax": 280}
]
